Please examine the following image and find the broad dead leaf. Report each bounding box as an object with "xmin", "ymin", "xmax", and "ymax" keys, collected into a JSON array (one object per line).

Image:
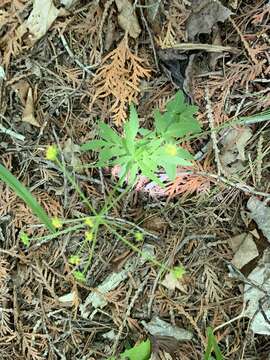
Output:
[
  {"xmin": 247, "ymin": 197, "xmax": 270, "ymax": 243},
  {"xmin": 63, "ymin": 138, "xmax": 83, "ymax": 172},
  {"xmin": 22, "ymin": 88, "xmax": 40, "ymax": 127},
  {"xmin": 25, "ymin": 0, "xmax": 60, "ymax": 43},
  {"xmin": 229, "ymin": 233, "xmax": 258, "ymax": 269},
  {"xmin": 220, "ymin": 127, "xmax": 252, "ymax": 174},
  {"xmin": 244, "ymin": 249, "xmax": 270, "ymax": 335},
  {"xmin": 161, "ymin": 272, "xmax": 187, "ymax": 293},
  {"xmin": 187, "ymin": 0, "xmax": 232, "ymax": 40},
  {"xmin": 115, "ymin": 0, "xmax": 141, "ymax": 39}
]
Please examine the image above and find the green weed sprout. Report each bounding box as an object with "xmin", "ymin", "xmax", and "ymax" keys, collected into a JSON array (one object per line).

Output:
[{"xmin": 81, "ymin": 91, "xmax": 201, "ymax": 186}]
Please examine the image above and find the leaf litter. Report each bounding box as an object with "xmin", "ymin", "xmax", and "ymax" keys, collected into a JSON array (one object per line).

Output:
[{"xmin": 0, "ymin": 0, "xmax": 270, "ymax": 358}]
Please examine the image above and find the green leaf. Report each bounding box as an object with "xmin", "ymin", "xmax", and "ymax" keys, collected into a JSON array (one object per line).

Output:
[
  {"xmin": 166, "ymin": 91, "xmax": 185, "ymax": 114},
  {"xmin": 0, "ymin": 164, "xmax": 54, "ymax": 232},
  {"xmin": 171, "ymin": 266, "xmax": 185, "ymax": 279},
  {"xmin": 140, "ymin": 161, "xmax": 164, "ymax": 187},
  {"xmin": 80, "ymin": 140, "xmax": 107, "ymax": 151},
  {"xmin": 204, "ymin": 327, "xmax": 224, "ymax": 360},
  {"xmin": 128, "ymin": 164, "xmax": 139, "ymax": 185},
  {"xmin": 99, "ymin": 123, "xmax": 121, "ymax": 144},
  {"xmin": 125, "ymin": 104, "xmax": 139, "ymax": 141},
  {"xmin": 166, "ymin": 117, "xmax": 201, "ymax": 138},
  {"xmin": 162, "ymin": 162, "xmax": 177, "ymax": 180},
  {"xmin": 99, "ymin": 147, "xmax": 115, "ymax": 162},
  {"xmin": 108, "ymin": 339, "xmax": 151, "ymax": 360}
]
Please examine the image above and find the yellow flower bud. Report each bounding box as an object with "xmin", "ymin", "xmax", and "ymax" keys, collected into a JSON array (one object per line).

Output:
[{"xmin": 46, "ymin": 145, "xmax": 58, "ymax": 161}]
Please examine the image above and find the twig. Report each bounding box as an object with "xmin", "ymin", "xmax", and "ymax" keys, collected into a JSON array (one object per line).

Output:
[
  {"xmin": 112, "ymin": 274, "xmax": 150, "ymax": 355},
  {"xmin": 197, "ymin": 171, "xmax": 270, "ymax": 201},
  {"xmin": 105, "ymin": 216, "xmax": 160, "ymax": 240},
  {"xmin": 0, "ymin": 123, "xmax": 25, "ymax": 141},
  {"xmin": 205, "ymin": 87, "xmax": 223, "ymax": 176},
  {"xmin": 138, "ymin": 1, "xmax": 159, "ymax": 71},
  {"xmin": 229, "ymin": 17, "xmax": 258, "ymax": 64},
  {"xmin": 59, "ymin": 34, "xmax": 94, "ymax": 76}
]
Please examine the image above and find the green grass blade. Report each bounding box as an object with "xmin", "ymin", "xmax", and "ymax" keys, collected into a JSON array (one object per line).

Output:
[
  {"xmin": 204, "ymin": 327, "xmax": 224, "ymax": 360},
  {"xmin": 0, "ymin": 164, "xmax": 54, "ymax": 232}
]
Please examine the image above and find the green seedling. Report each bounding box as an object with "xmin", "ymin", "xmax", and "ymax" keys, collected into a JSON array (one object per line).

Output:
[{"xmin": 81, "ymin": 91, "xmax": 201, "ymax": 186}]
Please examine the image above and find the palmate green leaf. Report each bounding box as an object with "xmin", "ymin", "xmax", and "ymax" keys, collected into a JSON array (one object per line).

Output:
[
  {"xmin": 99, "ymin": 123, "xmax": 121, "ymax": 144},
  {"xmin": 108, "ymin": 339, "xmax": 151, "ymax": 360},
  {"xmin": 166, "ymin": 90, "xmax": 185, "ymax": 114},
  {"xmin": 139, "ymin": 161, "xmax": 164, "ymax": 187},
  {"xmin": 166, "ymin": 117, "xmax": 201, "ymax": 138},
  {"xmin": 124, "ymin": 104, "xmax": 139, "ymax": 141},
  {"xmin": 0, "ymin": 164, "xmax": 54, "ymax": 232},
  {"xmin": 80, "ymin": 139, "xmax": 107, "ymax": 151}
]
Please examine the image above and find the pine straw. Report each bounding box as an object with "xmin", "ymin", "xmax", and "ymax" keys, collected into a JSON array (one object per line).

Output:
[{"xmin": 0, "ymin": 0, "xmax": 270, "ymax": 359}]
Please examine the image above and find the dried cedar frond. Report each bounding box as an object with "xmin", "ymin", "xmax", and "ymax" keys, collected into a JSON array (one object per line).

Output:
[{"xmin": 91, "ymin": 36, "xmax": 151, "ymax": 125}]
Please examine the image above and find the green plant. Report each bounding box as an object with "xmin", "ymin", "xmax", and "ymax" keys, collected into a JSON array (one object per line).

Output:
[
  {"xmin": 0, "ymin": 164, "xmax": 54, "ymax": 232},
  {"xmin": 108, "ymin": 339, "xmax": 151, "ymax": 360},
  {"xmin": 81, "ymin": 91, "xmax": 201, "ymax": 186},
  {"xmin": 204, "ymin": 327, "xmax": 224, "ymax": 360}
]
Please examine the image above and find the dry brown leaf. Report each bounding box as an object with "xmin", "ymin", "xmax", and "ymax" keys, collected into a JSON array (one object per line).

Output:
[
  {"xmin": 220, "ymin": 127, "xmax": 252, "ymax": 174},
  {"xmin": 187, "ymin": 0, "xmax": 232, "ymax": 40},
  {"xmin": 229, "ymin": 233, "xmax": 258, "ymax": 269},
  {"xmin": 22, "ymin": 87, "xmax": 40, "ymax": 127},
  {"xmin": 161, "ymin": 272, "xmax": 187, "ymax": 293},
  {"xmin": 26, "ymin": 0, "xmax": 60, "ymax": 43},
  {"xmin": 115, "ymin": 0, "xmax": 141, "ymax": 39},
  {"xmin": 11, "ymin": 79, "xmax": 29, "ymax": 104}
]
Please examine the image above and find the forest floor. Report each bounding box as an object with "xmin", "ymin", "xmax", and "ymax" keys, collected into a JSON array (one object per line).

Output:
[{"xmin": 0, "ymin": 0, "xmax": 270, "ymax": 359}]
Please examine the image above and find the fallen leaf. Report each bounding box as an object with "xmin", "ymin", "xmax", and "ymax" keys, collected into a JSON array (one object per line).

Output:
[
  {"xmin": 63, "ymin": 138, "xmax": 83, "ymax": 173},
  {"xmin": 186, "ymin": 0, "xmax": 233, "ymax": 40},
  {"xmin": 80, "ymin": 244, "xmax": 155, "ymax": 316},
  {"xmin": 115, "ymin": 0, "xmax": 141, "ymax": 39},
  {"xmin": 220, "ymin": 127, "xmax": 252, "ymax": 174},
  {"xmin": 229, "ymin": 233, "xmax": 258, "ymax": 269},
  {"xmin": 12, "ymin": 79, "xmax": 30, "ymax": 104},
  {"xmin": 22, "ymin": 88, "xmax": 40, "ymax": 127},
  {"xmin": 26, "ymin": 0, "xmax": 60, "ymax": 43},
  {"xmin": 247, "ymin": 197, "xmax": 270, "ymax": 243},
  {"xmin": 244, "ymin": 249, "xmax": 270, "ymax": 335},
  {"xmin": 142, "ymin": 316, "xmax": 193, "ymax": 341},
  {"xmin": 161, "ymin": 272, "xmax": 188, "ymax": 293}
]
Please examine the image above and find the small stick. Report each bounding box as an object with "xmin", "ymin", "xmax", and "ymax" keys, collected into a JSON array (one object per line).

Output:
[
  {"xmin": 0, "ymin": 123, "xmax": 25, "ymax": 141},
  {"xmin": 60, "ymin": 34, "xmax": 94, "ymax": 76},
  {"xmin": 112, "ymin": 274, "xmax": 150, "ymax": 355},
  {"xmin": 205, "ymin": 87, "xmax": 223, "ymax": 176}
]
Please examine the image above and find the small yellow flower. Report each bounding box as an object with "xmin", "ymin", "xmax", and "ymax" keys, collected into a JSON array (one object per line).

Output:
[
  {"xmin": 135, "ymin": 232, "xmax": 144, "ymax": 242},
  {"xmin": 69, "ymin": 255, "xmax": 81, "ymax": 266},
  {"xmin": 165, "ymin": 144, "xmax": 177, "ymax": 157},
  {"xmin": 73, "ymin": 270, "xmax": 86, "ymax": 282},
  {"xmin": 20, "ymin": 232, "xmax": 30, "ymax": 247},
  {"xmin": 52, "ymin": 217, "xmax": 63, "ymax": 229},
  {"xmin": 84, "ymin": 217, "xmax": 94, "ymax": 228},
  {"xmin": 46, "ymin": 145, "xmax": 58, "ymax": 161},
  {"xmin": 85, "ymin": 231, "xmax": 93, "ymax": 241}
]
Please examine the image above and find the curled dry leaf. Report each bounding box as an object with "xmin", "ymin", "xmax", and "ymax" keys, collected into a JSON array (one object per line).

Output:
[
  {"xmin": 247, "ymin": 197, "xmax": 270, "ymax": 243},
  {"xmin": 186, "ymin": 0, "xmax": 232, "ymax": 40},
  {"xmin": 229, "ymin": 233, "xmax": 258, "ymax": 269},
  {"xmin": 22, "ymin": 88, "xmax": 40, "ymax": 127},
  {"xmin": 161, "ymin": 272, "xmax": 187, "ymax": 293},
  {"xmin": 115, "ymin": 0, "xmax": 141, "ymax": 39},
  {"xmin": 244, "ymin": 249, "xmax": 270, "ymax": 335},
  {"xmin": 18, "ymin": 0, "xmax": 64, "ymax": 44},
  {"xmin": 220, "ymin": 127, "xmax": 252, "ymax": 174},
  {"xmin": 63, "ymin": 138, "xmax": 83, "ymax": 173}
]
